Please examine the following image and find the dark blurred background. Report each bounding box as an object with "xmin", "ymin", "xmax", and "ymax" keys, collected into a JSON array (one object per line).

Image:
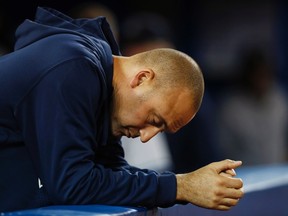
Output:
[
  {"xmin": 1, "ymin": 0, "xmax": 287, "ymax": 92},
  {"xmin": 1, "ymin": 0, "xmax": 287, "ymax": 171}
]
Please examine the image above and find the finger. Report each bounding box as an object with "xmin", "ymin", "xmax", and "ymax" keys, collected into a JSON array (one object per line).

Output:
[
  {"xmin": 217, "ymin": 205, "xmax": 231, "ymax": 211},
  {"xmin": 220, "ymin": 172, "xmax": 232, "ymax": 178},
  {"xmin": 215, "ymin": 197, "xmax": 241, "ymax": 211},
  {"xmin": 223, "ymin": 177, "xmax": 244, "ymax": 189},
  {"xmin": 223, "ymin": 187, "xmax": 245, "ymax": 199},
  {"xmin": 225, "ymin": 168, "xmax": 236, "ymax": 176},
  {"xmin": 220, "ymin": 197, "xmax": 240, "ymax": 207},
  {"xmin": 220, "ymin": 168, "xmax": 236, "ymax": 177},
  {"xmin": 214, "ymin": 159, "xmax": 242, "ymax": 174}
]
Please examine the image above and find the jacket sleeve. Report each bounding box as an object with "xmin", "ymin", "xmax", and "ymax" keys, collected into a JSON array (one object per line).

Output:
[{"xmin": 15, "ymin": 58, "xmax": 177, "ymax": 208}]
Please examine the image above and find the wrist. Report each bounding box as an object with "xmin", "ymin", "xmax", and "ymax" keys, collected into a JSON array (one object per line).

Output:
[{"xmin": 176, "ymin": 174, "xmax": 186, "ymax": 201}]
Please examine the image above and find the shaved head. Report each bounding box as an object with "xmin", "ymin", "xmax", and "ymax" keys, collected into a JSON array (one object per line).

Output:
[{"xmin": 132, "ymin": 48, "xmax": 204, "ymax": 113}]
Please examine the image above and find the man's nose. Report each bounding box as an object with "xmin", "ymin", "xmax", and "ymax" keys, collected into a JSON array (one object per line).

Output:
[{"xmin": 139, "ymin": 126, "xmax": 162, "ymax": 143}]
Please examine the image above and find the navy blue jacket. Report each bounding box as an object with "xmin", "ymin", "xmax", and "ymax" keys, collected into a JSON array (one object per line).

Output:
[{"xmin": 0, "ymin": 7, "xmax": 176, "ymax": 212}]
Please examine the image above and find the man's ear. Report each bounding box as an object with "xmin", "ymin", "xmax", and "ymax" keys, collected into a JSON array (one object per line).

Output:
[{"xmin": 130, "ymin": 69, "xmax": 155, "ymax": 88}]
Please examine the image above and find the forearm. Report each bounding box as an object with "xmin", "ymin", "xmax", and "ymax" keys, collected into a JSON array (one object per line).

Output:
[{"xmin": 44, "ymin": 163, "xmax": 177, "ymax": 208}]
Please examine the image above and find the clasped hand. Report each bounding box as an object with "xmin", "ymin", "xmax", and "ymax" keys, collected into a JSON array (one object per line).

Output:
[{"xmin": 176, "ymin": 159, "xmax": 244, "ymax": 210}]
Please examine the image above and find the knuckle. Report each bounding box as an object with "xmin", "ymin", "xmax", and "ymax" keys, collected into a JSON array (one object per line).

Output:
[
  {"xmin": 216, "ymin": 178, "xmax": 225, "ymax": 187},
  {"xmin": 213, "ymin": 187, "xmax": 224, "ymax": 198},
  {"xmin": 210, "ymin": 200, "xmax": 219, "ymax": 209}
]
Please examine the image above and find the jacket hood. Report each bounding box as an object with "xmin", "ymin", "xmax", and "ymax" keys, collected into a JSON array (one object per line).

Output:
[{"xmin": 14, "ymin": 7, "xmax": 120, "ymax": 55}]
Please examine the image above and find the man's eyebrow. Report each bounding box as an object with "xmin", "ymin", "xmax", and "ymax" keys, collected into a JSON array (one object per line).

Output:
[
  {"xmin": 156, "ymin": 114, "xmax": 168, "ymax": 131},
  {"xmin": 162, "ymin": 116, "xmax": 184, "ymax": 133}
]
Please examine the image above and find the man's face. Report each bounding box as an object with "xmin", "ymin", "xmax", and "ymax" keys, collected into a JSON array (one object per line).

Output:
[{"xmin": 111, "ymin": 87, "xmax": 195, "ymax": 143}]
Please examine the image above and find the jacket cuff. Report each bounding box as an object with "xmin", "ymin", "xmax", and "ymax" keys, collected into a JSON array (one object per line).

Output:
[{"xmin": 156, "ymin": 171, "xmax": 177, "ymax": 207}]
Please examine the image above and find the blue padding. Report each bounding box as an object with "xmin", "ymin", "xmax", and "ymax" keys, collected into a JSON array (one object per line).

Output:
[{"xmin": 3, "ymin": 205, "xmax": 147, "ymax": 216}]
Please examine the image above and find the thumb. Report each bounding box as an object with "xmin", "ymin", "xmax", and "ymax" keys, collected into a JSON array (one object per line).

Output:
[{"xmin": 215, "ymin": 159, "xmax": 242, "ymax": 174}]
